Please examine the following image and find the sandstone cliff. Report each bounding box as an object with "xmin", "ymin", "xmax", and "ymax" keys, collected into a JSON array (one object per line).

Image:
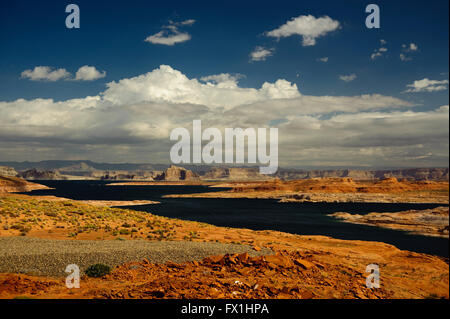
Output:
[
  {"xmin": 0, "ymin": 166, "xmax": 18, "ymax": 177},
  {"xmin": 0, "ymin": 176, "xmax": 50, "ymax": 193},
  {"xmin": 331, "ymin": 206, "xmax": 449, "ymax": 238},
  {"xmin": 230, "ymin": 177, "xmax": 448, "ymax": 194},
  {"xmin": 275, "ymin": 168, "xmax": 449, "ymax": 181},
  {"xmin": 17, "ymin": 169, "xmax": 65, "ymax": 180},
  {"xmin": 202, "ymin": 167, "xmax": 273, "ymax": 181},
  {"xmin": 90, "ymin": 170, "xmax": 161, "ymax": 181},
  {"xmin": 154, "ymin": 165, "xmax": 199, "ymax": 181}
]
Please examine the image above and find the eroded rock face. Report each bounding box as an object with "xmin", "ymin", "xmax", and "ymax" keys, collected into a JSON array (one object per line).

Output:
[
  {"xmin": 91, "ymin": 170, "xmax": 161, "ymax": 181},
  {"xmin": 330, "ymin": 207, "xmax": 450, "ymax": 238},
  {"xmin": 203, "ymin": 167, "xmax": 272, "ymax": 181},
  {"xmin": 275, "ymin": 168, "xmax": 449, "ymax": 181},
  {"xmin": 155, "ymin": 165, "xmax": 200, "ymax": 181},
  {"xmin": 17, "ymin": 169, "xmax": 64, "ymax": 180},
  {"xmin": 0, "ymin": 176, "xmax": 49, "ymax": 193},
  {"xmin": 230, "ymin": 177, "xmax": 448, "ymax": 194},
  {"xmin": 0, "ymin": 166, "xmax": 18, "ymax": 177}
]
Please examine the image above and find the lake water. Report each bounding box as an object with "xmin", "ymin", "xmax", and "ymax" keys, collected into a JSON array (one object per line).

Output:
[{"xmin": 22, "ymin": 180, "xmax": 449, "ymax": 257}]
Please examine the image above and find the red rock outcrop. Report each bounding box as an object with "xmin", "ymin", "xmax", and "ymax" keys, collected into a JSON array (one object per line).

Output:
[
  {"xmin": 0, "ymin": 176, "xmax": 49, "ymax": 193},
  {"xmin": 155, "ymin": 165, "xmax": 200, "ymax": 181}
]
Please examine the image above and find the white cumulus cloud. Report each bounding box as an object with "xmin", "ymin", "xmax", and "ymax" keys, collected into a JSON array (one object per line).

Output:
[
  {"xmin": 400, "ymin": 43, "xmax": 419, "ymax": 61},
  {"xmin": 404, "ymin": 78, "xmax": 449, "ymax": 93},
  {"xmin": 145, "ymin": 20, "xmax": 195, "ymax": 46},
  {"xmin": 403, "ymin": 43, "xmax": 418, "ymax": 52},
  {"xmin": 371, "ymin": 40, "xmax": 388, "ymax": 60},
  {"xmin": 21, "ymin": 65, "xmax": 107, "ymax": 82},
  {"xmin": 250, "ymin": 46, "xmax": 274, "ymax": 62},
  {"xmin": 102, "ymin": 65, "xmax": 300, "ymax": 109},
  {"xmin": 266, "ymin": 15, "xmax": 340, "ymax": 46},
  {"xmin": 21, "ymin": 66, "xmax": 71, "ymax": 81},
  {"xmin": 75, "ymin": 65, "xmax": 106, "ymax": 81},
  {"xmin": 339, "ymin": 74, "xmax": 357, "ymax": 82}
]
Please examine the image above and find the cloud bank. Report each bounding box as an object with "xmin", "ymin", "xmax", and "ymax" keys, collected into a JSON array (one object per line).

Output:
[
  {"xmin": 2, "ymin": 65, "xmax": 448, "ymax": 167},
  {"xmin": 405, "ymin": 78, "xmax": 449, "ymax": 93},
  {"xmin": 21, "ymin": 66, "xmax": 71, "ymax": 82},
  {"xmin": 21, "ymin": 66, "xmax": 106, "ymax": 82}
]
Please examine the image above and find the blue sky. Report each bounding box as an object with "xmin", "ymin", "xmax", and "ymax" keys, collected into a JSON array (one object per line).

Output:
[
  {"xmin": 0, "ymin": 0, "xmax": 448, "ymax": 167},
  {"xmin": 1, "ymin": 0, "xmax": 448, "ymax": 105}
]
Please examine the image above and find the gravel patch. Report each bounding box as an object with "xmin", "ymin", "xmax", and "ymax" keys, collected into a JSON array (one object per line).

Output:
[{"xmin": 0, "ymin": 237, "xmax": 271, "ymax": 277}]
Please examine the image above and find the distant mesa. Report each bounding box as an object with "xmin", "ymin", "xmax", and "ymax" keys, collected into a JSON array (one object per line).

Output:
[
  {"xmin": 230, "ymin": 177, "xmax": 448, "ymax": 194},
  {"xmin": 57, "ymin": 162, "xmax": 97, "ymax": 173},
  {"xmin": 17, "ymin": 169, "xmax": 65, "ymax": 180},
  {"xmin": 0, "ymin": 166, "xmax": 18, "ymax": 177},
  {"xmin": 0, "ymin": 160, "xmax": 448, "ymax": 182},
  {"xmin": 203, "ymin": 167, "xmax": 272, "ymax": 181},
  {"xmin": 275, "ymin": 168, "xmax": 449, "ymax": 181},
  {"xmin": 154, "ymin": 165, "xmax": 200, "ymax": 181}
]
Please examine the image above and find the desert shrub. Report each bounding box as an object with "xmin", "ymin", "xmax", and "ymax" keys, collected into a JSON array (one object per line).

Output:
[
  {"xmin": 11, "ymin": 224, "xmax": 31, "ymax": 233},
  {"xmin": 119, "ymin": 229, "xmax": 131, "ymax": 235},
  {"xmin": 85, "ymin": 264, "xmax": 111, "ymax": 278},
  {"xmin": 44, "ymin": 211, "xmax": 57, "ymax": 217}
]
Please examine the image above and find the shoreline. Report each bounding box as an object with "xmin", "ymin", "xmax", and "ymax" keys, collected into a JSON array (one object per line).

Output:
[
  {"xmin": 330, "ymin": 206, "xmax": 449, "ymax": 238},
  {"xmin": 0, "ymin": 192, "xmax": 448, "ymax": 299},
  {"xmin": 164, "ymin": 191, "xmax": 449, "ymax": 204}
]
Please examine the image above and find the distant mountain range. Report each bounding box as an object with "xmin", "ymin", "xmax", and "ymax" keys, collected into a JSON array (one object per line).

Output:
[
  {"xmin": 0, "ymin": 160, "xmax": 168, "ymax": 172},
  {"xmin": 0, "ymin": 160, "xmax": 448, "ymax": 181}
]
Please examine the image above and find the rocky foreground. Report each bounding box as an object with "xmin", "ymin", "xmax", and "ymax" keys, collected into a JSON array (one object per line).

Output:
[
  {"xmin": 0, "ymin": 194, "xmax": 448, "ymax": 299},
  {"xmin": 0, "ymin": 237, "xmax": 269, "ymax": 277}
]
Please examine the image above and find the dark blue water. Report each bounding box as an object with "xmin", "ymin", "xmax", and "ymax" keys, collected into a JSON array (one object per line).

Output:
[{"xmin": 22, "ymin": 180, "xmax": 449, "ymax": 257}]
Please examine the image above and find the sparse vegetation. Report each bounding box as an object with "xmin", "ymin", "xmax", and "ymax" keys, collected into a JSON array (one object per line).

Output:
[
  {"xmin": 85, "ymin": 264, "xmax": 111, "ymax": 278},
  {"xmin": 0, "ymin": 195, "xmax": 186, "ymax": 240}
]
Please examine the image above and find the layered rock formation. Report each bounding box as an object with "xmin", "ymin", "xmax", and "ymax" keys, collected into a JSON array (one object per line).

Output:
[
  {"xmin": 1, "ymin": 159, "xmax": 448, "ymax": 182},
  {"xmin": 90, "ymin": 170, "xmax": 161, "ymax": 181},
  {"xmin": 0, "ymin": 166, "xmax": 17, "ymax": 177},
  {"xmin": 202, "ymin": 167, "xmax": 273, "ymax": 181},
  {"xmin": 0, "ymin": 176, "xmax": 49, "ymax": 193},
  {"xmin": 229, "ymin": 177, "xmax": 449, "ymax": 195},
  {"xmin": 168, "ymin": 177, "xmax": 449, "ymax": 204},
  {"xmin": 275, "ymin": 168, "xmax": 449, "ymax": 181},
  {"xmin": 154, "ymin": 165, "xmax": 200, "ymax": 181},
  {"xmin": 330, "ymin": 207, "xmax": 449, "ymax": 238},
  {"xmin": 17, "ymin": 169, "xmax": 65, "ymax": 180}
]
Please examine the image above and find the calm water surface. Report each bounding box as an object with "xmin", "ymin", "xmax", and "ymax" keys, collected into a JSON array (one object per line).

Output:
[{"xmin": 22, "ymin": 180, "xmax": 449, "ymax": 257}]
